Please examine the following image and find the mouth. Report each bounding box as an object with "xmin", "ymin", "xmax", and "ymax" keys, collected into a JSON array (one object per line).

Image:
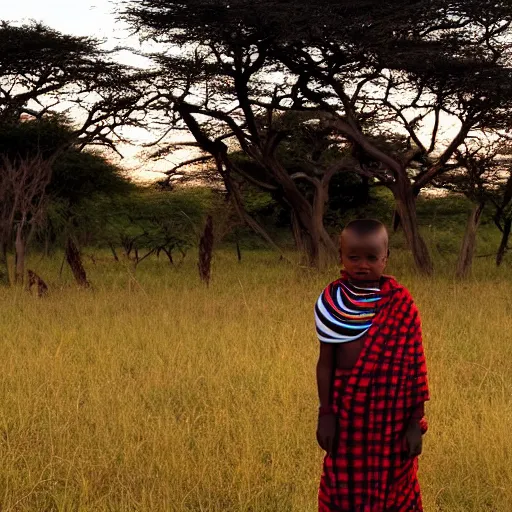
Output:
[{"xmin": 353, "ymin": 272, "xmax": 376, "ymax": 280}]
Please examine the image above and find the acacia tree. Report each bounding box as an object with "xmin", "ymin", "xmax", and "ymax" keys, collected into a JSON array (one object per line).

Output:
[
  {"xmin": 122, "ymin": 0, "xmax": 512, "ymax": 273},
  {"xmin": 158, "ymin": 112, "xmax": 368, "ymax": 263},
  {"xmin": 0, "ymin": 21, "xmax": 143, "ymax": 284},
  {"xmin": 0, "ymin": 22, "xmax": 140, "ymax": 132},
  {"xmin": 430, "ymin": 133, "xmax": 512, "ymax": 274},
  {"xmin": 433, "ymin": 138, "xmax": 510, "ymax": 276},
  {"xmin": 494, "ymin": 174, "xmax": 512, "ymax": 266},
  {"xmin": 452, "ymin": 145, "xmax": 496, "ymax": 278},
  {"xmin": 264, "ymin": 0, "xmax": 512, "ymax": 274},
  {"xmin": 490, "ymin": 144, "xmax": 512, "ymax": 266},
  {"xmin": 120, "ymin": 4, "xmax": 369, "ymax": 268}
]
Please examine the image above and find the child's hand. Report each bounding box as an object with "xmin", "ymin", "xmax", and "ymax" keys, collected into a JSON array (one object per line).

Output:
[
  {"xmin": 404, "ymin": 420, "xmax": 423, "ymax": 458},
  {"xmin": 316, "ymin": 414, "xmax": 336, "ymax": 455}
]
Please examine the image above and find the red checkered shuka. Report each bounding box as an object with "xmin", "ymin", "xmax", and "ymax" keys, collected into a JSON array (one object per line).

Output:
[{"xmin": 318, "ymin": 275, "xmax": 430, "ymax": 512}]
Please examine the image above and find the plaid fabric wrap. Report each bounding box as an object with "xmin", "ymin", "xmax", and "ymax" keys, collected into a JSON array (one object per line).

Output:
[{"xmin": 318, "ymin": 277, "xmax": 430, "ymax": 512}]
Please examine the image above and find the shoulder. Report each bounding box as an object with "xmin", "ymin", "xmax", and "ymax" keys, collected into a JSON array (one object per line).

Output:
[
  {"xmin": 315, "ymin": 277, "xmax": 342, "ymax": 302},
  {"xmin": 382, "ymin": 275, "xmax": 413, "ymax": 297},
  {"xmin": 382, "ymin": 275, "xmax": 419, "ymax": 313},
  {"xmin": 318, "ymin": 276, "xmax": 343, "ymax": 293}
]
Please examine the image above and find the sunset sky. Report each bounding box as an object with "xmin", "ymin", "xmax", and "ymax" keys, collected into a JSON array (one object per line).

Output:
[
  {"xmin": 3, "ymin": 1, "xmax": 462, "ymax": 183},
  {"xmin": 3, "ymin": 0, "xmax": 197, "ymax": 183},
  {"xmin": 4, "ymin": 0, "xmax": 120, "ymax": 39}
]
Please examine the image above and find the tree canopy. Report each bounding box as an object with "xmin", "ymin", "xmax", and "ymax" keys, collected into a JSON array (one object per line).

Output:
[
  {"xmin": 120, "ymin": 0, "xmax": 512, "ymax": 272},
  {"xmin": 0, "ymin": 21, "xmax": 143, "ymax": 152}
]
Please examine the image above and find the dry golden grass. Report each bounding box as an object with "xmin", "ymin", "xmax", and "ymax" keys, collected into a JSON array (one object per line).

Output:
[{"xmin": 0, "ymin": 249, "xmax": 511, "ymax": 511}]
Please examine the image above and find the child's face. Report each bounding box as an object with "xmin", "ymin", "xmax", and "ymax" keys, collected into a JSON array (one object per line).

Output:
[{"xmin": 340, "ymin": 229, "xmax": 388, "ymax": 283}]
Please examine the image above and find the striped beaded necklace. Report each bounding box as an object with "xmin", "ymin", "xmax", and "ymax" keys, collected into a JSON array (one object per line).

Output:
[{"xmin": 314, "ymin": 278, "xmax": 382, "ymax": 343}]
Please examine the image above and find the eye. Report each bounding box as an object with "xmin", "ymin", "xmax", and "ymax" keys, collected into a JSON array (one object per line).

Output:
[
  {"xmin": 367, "ymin": 254, "xmax": 378, "ymax": 262},
  {"xmin": 348, "ymin": 255, "xmax": 359, "ymax": 261}
]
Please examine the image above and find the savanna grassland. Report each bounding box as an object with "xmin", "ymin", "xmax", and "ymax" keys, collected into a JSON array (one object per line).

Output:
[{"xmin": 0, "ymin": 230, "xmax": 511, "ymax": 511}]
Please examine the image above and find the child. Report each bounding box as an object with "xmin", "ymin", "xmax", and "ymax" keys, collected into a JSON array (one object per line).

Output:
[{"xmin": 314, "ymin": 219, "xmax": 429, "ymax": 512}]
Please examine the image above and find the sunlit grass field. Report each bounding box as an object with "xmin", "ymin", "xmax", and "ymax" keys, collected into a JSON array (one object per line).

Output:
[{"xmin": 0, "ymin": 245, "xmax": 511, "ymax": 511}]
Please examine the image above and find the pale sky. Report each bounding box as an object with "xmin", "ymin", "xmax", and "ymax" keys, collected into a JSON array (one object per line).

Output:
[
  {"xmin": 3, "ymin": 0, "xmax": 125, "ymax": 46},
  {"xmin": 3, "ymin": 1, "xmax": 463, "ymax": 183},
  {"xmin": 3, "ymin": 0, "xmax": 195, "ymax": 183}
]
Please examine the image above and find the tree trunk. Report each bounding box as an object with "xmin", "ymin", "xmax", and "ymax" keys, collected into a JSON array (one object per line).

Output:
[
  {"xmin": 222, "ymin": 168, "xmax": 291, "ymax": 262},
  {"xmin": 14, "ymin": 223, "xmax": 26, "ymax": 284},
  {"xmin": 288, "ymin": 185, "xmax": 337, "ymax": 269},
  {"xmin": 456, "ymin": 202, "xmax": 484, "ymax": 278},
  {"xmin": 392, "ymin": 183, "xmax": 433, "ymax": 275},
  {"xmin": 496, "ymin": 217, "xmax": 511, "ymax": 266},
  {"xmin": 319, "ymin": 226, "xmax": 337, "ymax": 264},
  {"xmin": 291, "ymin": 210, "xmax": 306, "ymax": 261},
  {"xmin": 291, "ymin": 210, "xmax": 324, "ymax": 268},
  {"xmin": 109, "ymin": 243, "xmax": 119, "ymax": 262},
  {"xmin": 308, "ymin": 210, "xmax": 338, "ymax": 269},
  {"xmin": 65, "ymin": 236, "xmax": 90, "ymax": 288},
  {"xmin": 222, "ymin": 155, "xmax": 336, "ymax": 268},
  {"xmin": 312, "ymin": 174, "xmax": 339, "ymax": 269},
  {"xmin": 392, "ymin": 209, "xmax": 401, "ymax": 233},
  {"xmin": 392, "ymin": 188, "xmax": 420, "ymax": 233},
  {"xmin": 0, "ymin": 241, "xmax": 9, "ymax": 286},
  {"xmin": 291, "ymin": 209, "xmax": 333, "ymax": 268},
  {"xmin": 288, "ymin": 203, "xmax": 318, "ymax": 268},
  {"xmin": 307, "ymin": 218, "xmax": 322, "ymax": 268},
  {"xmin": 234, "ymin": 230, "xmax": 242, "ymax": 262},
  {"xmin": 162, "ymin": 247, "xmax": 174, "ymax": 265},
  {"xmin": 198, "ymin": 215, "xmax": 214, "ymax": 286}
]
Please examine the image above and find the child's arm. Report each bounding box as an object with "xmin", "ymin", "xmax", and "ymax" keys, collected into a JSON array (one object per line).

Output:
[
  {"xmin": 406, "ymin": 401, "xmax": 427, "ymax": 457},
  {"xmin": 317, "ymin": 342, "xmax": 335, "ymax": 407},
  {"xmin": 404, "ymin": 301, "xmax": 429, "ymax": 457},
  {"xmin": 411, "ymin": 402, "xmax": 425, "ymax": 422},
  {"xmin": 316, "ymin": 342, "xmax": 336, "ymax": 454}
]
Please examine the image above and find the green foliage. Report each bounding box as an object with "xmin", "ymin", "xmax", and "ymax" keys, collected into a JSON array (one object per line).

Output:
[
  {"xmin": 68, "ymin": 188, "xmax": 214, "ymax": 256},
  {"xmin": 0, "ymin": 116, "xmax": 134, "ymax": 209},
  {"xmin": 0, "ymin": 115, "xmax": 72, "ymax": 160},
  {"xmin": 0, "ymin": 116, "xmax": 137, "ymax": 251},
  {"xmin": 50, "ymin": 150, "xmax": 134, "ymax": 207},
  {"xmin": 241, "ymin": 185, "xmax": 277, "ymax": 216}
]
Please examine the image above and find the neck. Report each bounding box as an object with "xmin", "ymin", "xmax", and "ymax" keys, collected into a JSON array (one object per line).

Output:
[{"xmin": 346, "ymin": 276, "xmax": 382, "ymax": 289}]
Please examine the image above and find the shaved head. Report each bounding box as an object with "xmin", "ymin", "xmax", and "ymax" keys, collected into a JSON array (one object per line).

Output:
[
  {"xmin": 343, "ymin": 218, "xmax": 387, "ymax": 236},
  {"xmin": 341, "ymin": 219, "xmax": 389, "ymax": 252},
  {"xmin": 341, "ymin": 219, "xmax": 389, "ymax": 255},
  {"xmin": 339, "ymin": 219, "xmax": 389, "ymax": 283}
]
